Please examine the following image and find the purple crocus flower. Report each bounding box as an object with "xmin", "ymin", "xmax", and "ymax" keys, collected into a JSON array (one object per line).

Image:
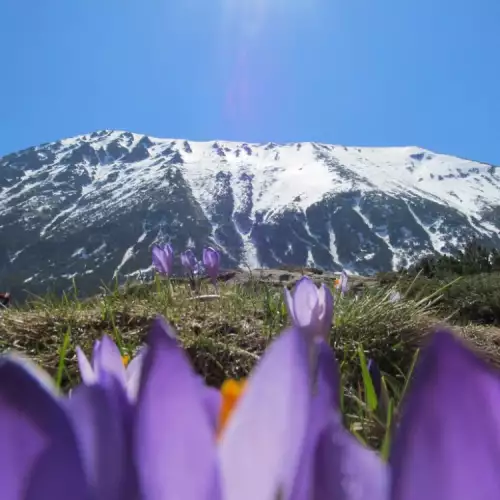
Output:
[
  {"xmin": 181, "ymin": 249, "xmax": 197, "ymax": 275},
  {"xmin": 76, "ymin": 336, "xmax": 146, "ymax": 402},
  {"xmin": 335, "ymin": 270, "xmax": 349, "ymax": 295},
  {"xmin": 151, "ymin": 243, "xmax": 174, "ymax": 276},
  {"xmin": 203, "ymin": 247, "xmax": 220, "ymax": 287},
  {"xmin": 284, "ymin": 276, "xmax": 334, "ymax": 341}
]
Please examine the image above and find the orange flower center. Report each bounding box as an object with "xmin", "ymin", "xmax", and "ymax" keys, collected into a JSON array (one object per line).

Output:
[
  {"xmin": 217, "ymin": 378, "xmax": 247, "ymax": 438},
  {"xmin": 122, "ymin": 354, "xmax": 130, "ymax": 367}
]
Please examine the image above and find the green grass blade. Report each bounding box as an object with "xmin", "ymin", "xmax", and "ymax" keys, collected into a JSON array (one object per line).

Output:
[
  {"xmin": 400, "ymin": 347, "xmax": 420, "ymax": 402},
  {"xmin": 358, "ymin": 344, "xmax": 378, "ymax": 412},
  {"xmin": 55, "ymin": 327, "xmax": 71, "ymax": 389},
  {"xmin": 380, "ymin": 398, "xmax": 394, "ymax": 460}
]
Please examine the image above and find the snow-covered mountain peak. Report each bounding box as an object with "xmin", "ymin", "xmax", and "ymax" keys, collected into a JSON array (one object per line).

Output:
[{"xmin": 1, "ymin": 130, "xmax": 499, "ymax": 300}]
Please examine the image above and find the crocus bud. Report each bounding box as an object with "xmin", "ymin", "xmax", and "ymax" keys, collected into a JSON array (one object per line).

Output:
[
  {"xmin": 338, "ymin": 270, "xmax": 349, "ymax": 295},
  {"xmin": 203, "ymin": 247, "xmax": 220, "ymax": 286},
  {"xmin": 152, "ymin": 244, "xmax": 174, "ymax": 276},
  {"xmin": 284, "ymin": 276, "xmax": 334, "ymax": 342}
]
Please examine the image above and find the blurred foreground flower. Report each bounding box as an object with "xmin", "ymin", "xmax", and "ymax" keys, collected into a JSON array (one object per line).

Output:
[
  {"xmin": 3, "ymin": 309, "xmax": 500, "ymax": 497},
  {"xmin": 152, "ymin": 244, "xmax": 174, "ymax": 276}
]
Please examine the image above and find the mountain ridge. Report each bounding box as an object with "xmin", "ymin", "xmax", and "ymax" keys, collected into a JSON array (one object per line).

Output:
[
  {"xmin": 4, "ymin": 129, "xmax": 496, "ymax": 170},
  {"xmin": 1, "ymin": 130, "xmax": 500, "ymax": 300}
]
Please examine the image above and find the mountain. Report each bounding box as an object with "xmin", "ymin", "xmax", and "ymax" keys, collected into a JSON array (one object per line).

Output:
[{"xmin": 1, "ymin": 130, "xmax": 500, "ymax": 300}]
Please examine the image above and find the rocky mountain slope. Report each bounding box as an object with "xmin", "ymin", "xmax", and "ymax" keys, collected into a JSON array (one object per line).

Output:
[{"xmin": 1, "ymin": 130, "xmax": 500, "ymax": 300}]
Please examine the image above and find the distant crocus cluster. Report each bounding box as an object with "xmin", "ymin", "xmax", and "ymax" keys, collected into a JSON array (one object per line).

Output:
[
  {"xmin": 152, "ymin": 243, "xmax": 220, "ymax": 292},
  {"xmin": 0, "ymin": 276, "xmax": 498, "ymax": 499}
]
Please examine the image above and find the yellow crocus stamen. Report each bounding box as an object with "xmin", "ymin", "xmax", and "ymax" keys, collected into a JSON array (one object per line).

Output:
[
  {"xmin": 122, "ymin": 354, "xmax": 130, "ymax": 367},
  {"xmin": 217, "ymin": 378, "xmax": 247, "ymax": 438}
]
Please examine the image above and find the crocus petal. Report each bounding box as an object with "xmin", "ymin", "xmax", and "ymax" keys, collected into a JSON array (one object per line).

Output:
[
  {"xmin": 315, "ymin": 340, "xmax": 341, "ymax": 406},
  {"xmin": 202, "ymin": 248, "xmax": 211, "ymax": 267},
  {"xmin": 181, "ymin": 249, "xmax": 197, "ymax": 272},
  {"xmin": 391, "ymin": 330, "xmax": 500, "ymax": 500},
  {"xmin": 313, "ymin": 419, "xmax": 389, "ymax": 500},
  {"xmin": 202, "ymin": 384, "xmax": 222, "ymax": 433},
  {"xmin": 292, "ymin": 277, "xmax": 321, "ymax": 328},
  {"xmin": 76, "ymin": 346, "xmax": 97, "ymax": 385},
  {"xmin": 134, "ymin": 317, "xmax": 219, "ymax": 500},
  {"xmin": 152, "ymin": 244, "xmax": 174, "ymax": 276},
  {"xmin": 290, "ymin": 341, "xmax": 340, "ymax": 500},
  {"xmin": 164, "ymin": 244, "xmax": 174, "ymax": 270},
  {"xmin": 291, "ymin": 340, "xmax": 387, "ymax": 500},
  {"xmin": 287, "ymin": 277, "xmax": 333, "ymax": 341},
  {"xmin": 125, "ymin": 347, "xmax": 147, "ymax": 402},
  {"xmin": 313, "ymin": 342, "xmax": 387, "ymax": 498},
  {"xmin": 218, "ymin": 327, "xmax": 311, "ymax": 500},
  {"xmin": 91, "ymin": 340, "xmax": 101, "ymax": 372},
  {"xmin": 93, "ymin": 335, "xmax": 127, "ymax": 389},
  {"xmin": 152, "ymin": 246, "xmax": 168, "ymax": 274},
  {"xmin": 203, "ymin": 247, "xmax": 220, "ymax": 283},
  {"xmin": 65, "ymin": 380, "xmax": 135, "ymax": 500},
  {"xmin": 0, "ymin": 355, "xmax": 91, "ymax": 499},
  {"xmin": 340, "ymin": 271, "xmax": 349, "ymax": 294}
]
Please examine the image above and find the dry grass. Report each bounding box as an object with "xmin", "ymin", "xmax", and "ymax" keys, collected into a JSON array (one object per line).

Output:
[
  {"xmin": 0, "ymin": 278, "xmax": 279, "ymax": 388},
  {"xmin": 0, "ymin": 275, "xmax": 446, "ymax": 382}
]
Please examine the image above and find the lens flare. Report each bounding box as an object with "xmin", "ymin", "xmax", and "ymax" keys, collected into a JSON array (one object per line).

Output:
[{"xmin": 217, "ymin": 0, "xmax": 314, "ymax": 135}]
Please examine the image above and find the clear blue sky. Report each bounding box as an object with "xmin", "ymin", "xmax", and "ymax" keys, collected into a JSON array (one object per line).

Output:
[{"xmin": 1, "ymin": 0, "xmax": 499, "ymax": 164}]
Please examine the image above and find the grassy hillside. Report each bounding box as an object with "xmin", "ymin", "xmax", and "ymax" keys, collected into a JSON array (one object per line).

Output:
[{"xmin": 1, "ymin": 268, "xmax": 500, "ymax": 449}]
